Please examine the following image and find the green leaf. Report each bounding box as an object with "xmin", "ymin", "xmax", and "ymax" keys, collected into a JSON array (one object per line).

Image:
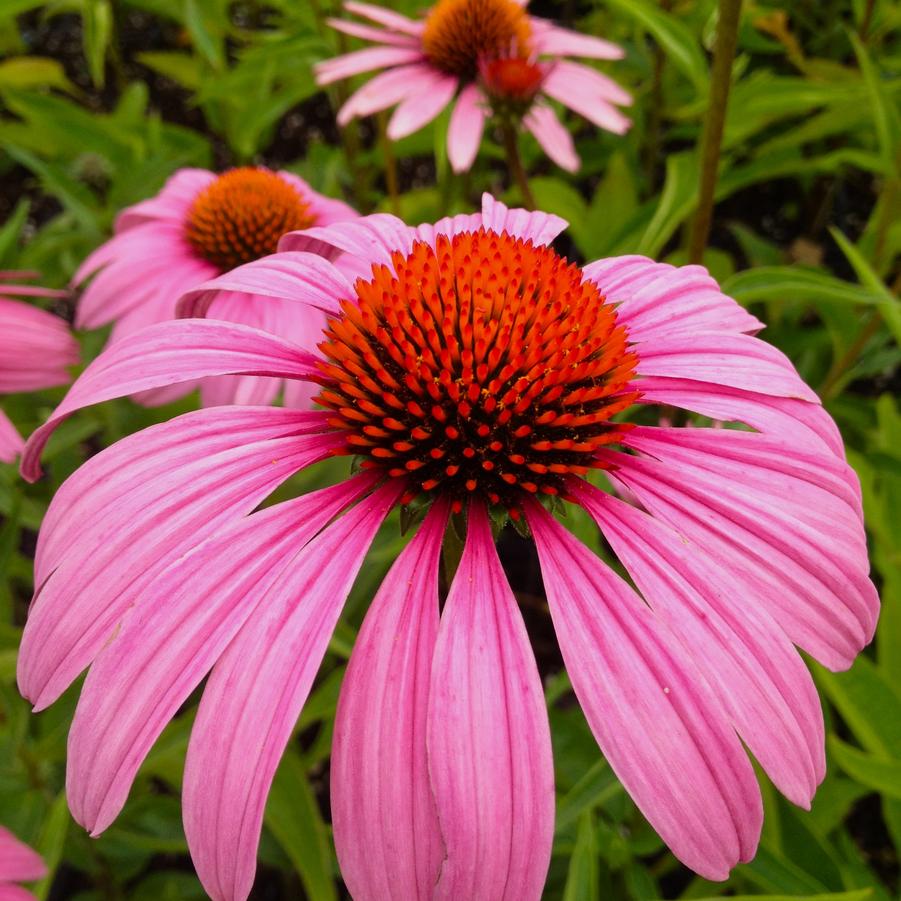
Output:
[
  {"xmin": 556, "ymin": 759, "xmax": 623, "ymax": 832},
  {"xmin": 0, "ymin": 57, "xmax": 75, "ymax": 93},
  {"xmin": 604, "ymin": 0, "xmax": 708, "ymax": 93},
  {"xmin": 722, "ymin": 266, "xmax": 887, "ymax": 307},
  {"xmin": 265, "ymin": 749, "xmax": 337, "ymax": 901},
  {"xmin": 32, "ymin": 792, "xmax": 70, "ymax": 901},
  {"xmin": 689, "ymin": 893, "xmax": 873, "ymax": 901},
  {"xmin": 136, "ymin": 51, "xmax": 203, "ymax": 91},
  {"xmin": 828, "ymin": 737, "xmax": 901, "ymax": 800},
  {"xmin": 184, "ymin": 0, "xmax": 226, "ymax": 70},
  {"xmin": 562, "ymin": 811, "xmax": 600, "ymax": 901},
  {"xmin": 850, "ymin": 33, "xmax": 901, "ymax": 175},
  {"xmin": 82, "ymin": 0, "xmax": 113, "ymax": 89},
  {"xmin": 637, "ymin": 151, "xmax": 697, "ymax": 257},
  {"xmin": 0, "ymin": 198, "xmax": 29, "ymax": 266}
]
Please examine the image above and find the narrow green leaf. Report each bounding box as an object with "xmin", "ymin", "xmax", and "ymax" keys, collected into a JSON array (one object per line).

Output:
[
  {"xmin": 32, "ymin": 792, "xmax": 70, "ymax": 901},
  {"xmin": 563, "ymin": 811, "xmax": 600, "ymax": 901},
  {"xmin": 829, "ymin": 737, "xmax": 901, "ymax": 800},
  {"xmin": 850, "ymin": 33, "xmax": 901, "ymax": 175},
  {"xmin": 0, "ymin": 57, "xmax": 75, "ymax": 93},
  {"xmin": 689, "ymin": 892, "xmax": 873, "ymax": 901},
  {"xmin": 265, "ymin": 749, "xmax": 337, "ymax": 901},
  {"xmin": 82, "ymin": 0, "xmax": 113, "ymax": 89},
  {"xmin": 723, "ymin": 266, "xmax": 886, "ymax": 307}
]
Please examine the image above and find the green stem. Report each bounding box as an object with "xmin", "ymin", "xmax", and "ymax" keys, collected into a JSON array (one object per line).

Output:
[
  {"xmin": 378, "ymin": 111, "xmax": 401, "ymax": 216},
  {"xmin": 687, "ymin": 0, "xmax": 743, "ymax": 264},
  {"xmin": 500, "ymin": 120, "xmax": 535, "ymax": 210},
  {"xmin": 818, "ymin": 312, "xmax": 882, "ymax": 400}
]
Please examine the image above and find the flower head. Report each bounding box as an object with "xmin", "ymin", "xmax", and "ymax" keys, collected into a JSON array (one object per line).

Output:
[
  {"xmin": 0, "ymin": 273, "xmax": 77, "ymax": 463},
  {"xmin": 21, "ymin": 197, "xmax": 878, "ymax": 901},
  {"xmin": 317, "ymin": 0, "xmax": 632, "ymax": 173},
  {"xmin": 74, "ymin": 166, "xmax": 358, "ymax": 407},
  {"xmin": 0, "ymin": 825, "xmax": 46, "ymax": 899}
]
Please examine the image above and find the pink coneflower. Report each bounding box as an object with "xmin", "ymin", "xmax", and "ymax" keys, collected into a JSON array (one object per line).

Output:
[
  {"xmin": 0, "ymin": 273, "xmax": 77, "ymax": 463},
  {"xmin": 74, "ymin": 166, "xmax": 358, "ymax": 407},
  {"xmin": 21, "ymin": 196, "xmax": 877, "ymax": 901},
  {"xmin": 0, "ymin": 826, "xmax": 46, "ymax": 900},
  {"xmin": 317, "ymin": 0, "xmax": 631, "ymax": 173}
]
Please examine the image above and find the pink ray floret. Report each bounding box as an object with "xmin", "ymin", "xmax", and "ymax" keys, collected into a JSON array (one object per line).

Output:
[
  {"xmin": 0, "ymin": 826, "xmax": 47, "ymax": 900},
  {"xmin": 317, "ymin": 0, "xmax": 632, "ymax": 173},
  {"xmin": 0, "ymin": 273, "xmax": 77, "ymax": 463},
  {"xmin": 73, "ymin": 166, "xmax": 358, "ymax": 408},
  {"xmin": 20, "ymin": 195, "xmax": 878, "ymax": 900}
]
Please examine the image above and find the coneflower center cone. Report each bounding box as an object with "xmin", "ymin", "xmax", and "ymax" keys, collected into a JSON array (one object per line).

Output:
[
  {"xmin": 316, "ymin": 230, "xmax": 639, "ymax": 511},
  {"xmin": 185, "ymin": 168, "xmax": 314, "ymax": 270},
  {"xmin": 422, "ymin": 0, "xmax": 532, "ymax": 79}
]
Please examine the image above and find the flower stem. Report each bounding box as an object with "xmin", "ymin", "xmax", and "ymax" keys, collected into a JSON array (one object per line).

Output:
[
  {"xmin": 687, "ymin": 0, "xmax": 743, "ymax": 265},
  {"xmin": 378, "ymin": 111, "xmax": 401, "ymax": 216},
  {"xmin": 500, "ymin": 120, "xmax": 535, "ymax": 211},
  {"xmin": 818, "ymin": 312, "xmax": 882, "ymax": 400}
]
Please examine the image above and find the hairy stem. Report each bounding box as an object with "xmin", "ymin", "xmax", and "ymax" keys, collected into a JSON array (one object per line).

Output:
[{"xmin": 687, "ymin": 0, "xmax": 743, "ymax": 264}]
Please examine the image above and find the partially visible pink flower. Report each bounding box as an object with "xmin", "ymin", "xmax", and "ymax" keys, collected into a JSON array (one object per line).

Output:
[
  {"xmin": 0, "ymin": 826, "xmax": 46, "ymax": 900},
  {"xmin": 0, "ymin": 273, "xmax": 77, "ymax": 463},
  {"xmin": 317, "ymin": 0, "xmax": 631, "ymax": 173},
  {"xmin": 20, "ymin": 196, "xmax": 877, "ymax": 900},
  {"xmin": 74, "ymin": 166, "xmax": 359, "ymax": 407}
]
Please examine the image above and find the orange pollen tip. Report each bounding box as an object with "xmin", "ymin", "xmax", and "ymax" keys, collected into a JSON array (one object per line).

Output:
[
  {"xmin": 422, "ymin": 0, "xmax": 532, "ymax": 79},
  {"xmin": 315, "ymin": 228, "xmax": 638, "ymax": 510},
  {"xmin": 185, "ymin": 167, "xmax": 314, "ymax": 270}
]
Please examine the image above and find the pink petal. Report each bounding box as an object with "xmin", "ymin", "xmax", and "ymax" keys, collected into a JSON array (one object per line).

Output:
[
  {"xmin": 478, "ymin": 193, "xmax": 569, "ymax": 245},
  {"xmin": 523, "ymin": 102, "xmax": 580, "ymax": 172},
  {"xmin": 327, "ymin": 17, "xmax": 420, "ymax": 47},
  {"xmin": 343, "ymin": 1, "xmax": 423, "ymax": 35},
  {"xmin": 182, "ymin": 481, "xmax": 402, "ymax": 901},
  {"xmin": 0, "ymin": 886, "xmax": 40, "ymax": 901},
  {"xmin": 547, "ymin": 60, "xmax": 631, "ymax": 106},
  {"xmin": 331, "ymin": 501, "xmax": 449, "ymax": 901},
  {"xmin": 530, "ymin": 18, "xmax": 625, "ymax": 60},
  {"xmin": 0, "ymin": 410, "xmax": 23, "ymax": 463},
  {"xmin": 0, "ymin": 828, "xmax": 46, "ymax": 883},
  {"xmin": 542, "ymin": 64, "xmax": 631, "ymax": 134},
  {"xmin": 528, "ymin": 501, "xmax": 762, "ymax": 881},
  {"xmin": 21, "ymin": 319, "xmax": 322, "ymax": 481},
  {"xmin": 387, "ymin": 72, "xmax": 458, "ymax": 140},
  {"xmin": 66, "ymin": 474, "xmax": 376, "ymax": 834},
  {"xmin": 0, "ymin": 298, "xmax": 78, "ymax": 393},
  {"xmin": 600, "ymin": 426, "xmax": 877, "ymax": 670},
  {"xmin": 278, "ymin": 215, "xmax": 415, "ymax": 270},
  {"xmin": 315, "ymin": 46, "xmax": 426, "ymax": 86},
  {"xmin": 635, "ymin": 332, "xmax": 820, "ymax": 402},
  {"xmin": 19, "ymin": 411, "xmax": 338, "ymax": 709},
  {"xmin": 635, "ymin": 376, "xmax": 845, "ymax": 458},
  {"xmin": 572, "ymin": 479, "xmax": 825, "ymax": 808},
  {"xmin": 115, "ymin": 168, "xmax": 214, "ymax": 230},
  {"xmin": 583, "ymin": 255, "xmax": 763, "ymax": 340},
  {"xmin": 278, "ymin": 174, "xmax": 358, "ymax": 227},
  {"xmin": 447, "ymin": 85, "xmax": 488, "ymax": 173},
  {"xmin": 337, "ymin": 64, "xmax": 437, "ymax": 126},
  {"xmin": 177, "ymin": 252, "xmax": 352, "ymax": 319},
  {"xmin": 427, "ymin": 503, "xmax": 554, "ymax": 900}
]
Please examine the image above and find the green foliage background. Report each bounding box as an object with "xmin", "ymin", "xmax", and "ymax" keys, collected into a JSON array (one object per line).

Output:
[{"xmin": 0, "ymin": 0, "xmax": 899, "ymax": 898}]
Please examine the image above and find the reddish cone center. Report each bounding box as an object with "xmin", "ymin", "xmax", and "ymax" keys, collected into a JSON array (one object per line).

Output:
[
  {"xmin": 481, "ymin": 57, "xmax": 545, "ymax": 102},
  {"xmin": 316, "ymin": 230, "xmax": 638, "ymax": 511},
  {"xmin": 422, "ymin": 0, "xmax": 532, "ymax": 79},
  {"xmin": 185, "ymin": 167, "xmax": 314, "ymax": 271}
]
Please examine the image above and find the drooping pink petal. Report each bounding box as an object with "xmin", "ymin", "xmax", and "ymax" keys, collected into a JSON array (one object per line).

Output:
[
  {"xmin": 0, "ymin": 411, "xmax": 23, "ymax": 464},
  {"xmin": 0, "ymin": 828, "xmax": 46, "ymax": 883},
  {"xmin": 527, "ymin": 501, "xmax": 762, "ymax": 881},
  {"xmin": 66, "ymin": 474, "xmax": 377, "ymax": 835},
  {"xmin": 635, "ymin": 376, "xmax": 845, "ymax": 458},
  {"xmin": 523, "ymin": 102, "xmax": 580, "ymax": 173},
  {"xmin": 331, "ymin": 500, "xmax": 449, "ymax": 901},
  {"xmin": 177, "ymin": 252, "xmax": 351, "ymax": 319},
  {"xmin": 447, "ymin": 85, "xmax": 488, "ymax": 173},
  {"xmin": 478, "ymin": 193, "xmax": 568, "ymax": 245},
  {"xmin": 343, "ymin": 1, "xmax": 424, "ymax": 35},
  {"xmin": 19, "ymin": 416, "xmax": 339, "ymax": 710},
  {"xmin": 183, "ymin": 481, "xmax": 402, "ymax": 901},
  {"xmin": 0, "ymin": 298, "xmax": 79, "ymax": 393},
  {"xmin": 542, "ymin": 64, "xmax": 631, "ymax": 134},
  {"xmin": 387, "ymin": 72, "xmax": 458, "ymax": 140},
  {"xmin": 326, "ymin": 17, "xmax": 420, "ymax": 47},
  {"xmin": 315, "ymin": 46, "xmax": 426, "ymax": 86},
  {"xmin": 635, "ymin": 332, "xmax": 820, "ymax": 401},
  {"xmin": 530, "ymin": 18, "xmax": 625, "ymax": 60},
  {"xmin": 583, "ymin": 255, "xmax": 763, "ymax": 340},
  {"xmin": 34, "ymin": 406, "xmax": 329, "ymax": 586},
  {"xmin": 114, "ymin": 168, "xmax": 214, "ymax": 230},
  {"xmin": 21, "ymin": 319, "xmax": 323, "ymax": 480},
  {"xmin": 337, "ymin": 64, "xmax": 439, "ymax": 126},
  {"xmin": 278, "ymin": 215, "xmax": 415, "ymax": 269},
  {"xmin": 600, "ymin": 426, "xmax": 877, "ymax": 670},
  {"xmin": 273, "ymin": 171, "xmax": 359, "ymax": 226},
  {"xmin": 427, "ymin": 503, "xmax": 555, "ymax": 901},
  {"xmin": 0, "ymin": 885, "xmax": 40, "ymax": 901},
  {"xmin": 571, "ymin": 479, "xmax": 826, "ymax": 808}
]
